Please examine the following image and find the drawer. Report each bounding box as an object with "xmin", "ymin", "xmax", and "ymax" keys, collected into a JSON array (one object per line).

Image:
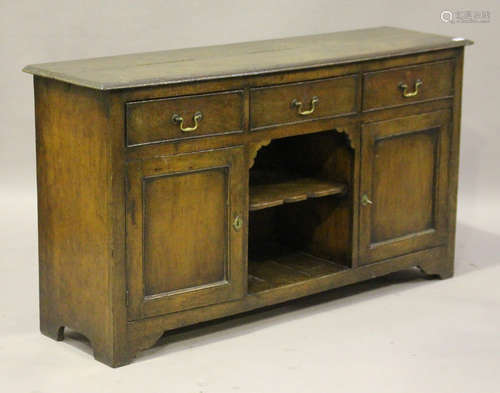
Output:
[
  {"xmin": 363, "ymin": 60, "xmax": 454, "ymax": 111},
  {"xmin": 250, "ymin": 75, "xmax": 359, "ymax": 130},
  {"xmin": 126, "ymin": 90, "xmax": 244, "ymax": 147}
]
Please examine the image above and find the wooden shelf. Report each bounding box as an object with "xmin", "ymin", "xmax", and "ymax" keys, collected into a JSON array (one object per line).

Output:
[
  {"xmin": 248, "ymin": 243, "xmax": 348, "ymax": 294},
  {"xmin": 249, "ymin": 177, "xmax": 346, "ymax": 211}
]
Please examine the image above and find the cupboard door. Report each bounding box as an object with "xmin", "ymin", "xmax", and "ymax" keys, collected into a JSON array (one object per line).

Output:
[
  {"xmin": 359, "ymin": 110, "xmax": 450, "ymax": 264},
  {"xmin": 126, "ymin": 147, "xmax": 246, "ymax": 320}
]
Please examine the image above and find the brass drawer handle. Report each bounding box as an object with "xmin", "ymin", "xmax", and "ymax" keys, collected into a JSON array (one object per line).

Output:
[
  {"xmin": 291, "ymin": 96, "xmax": 319, "ymax": 116},
  {"xmin": 398, "ymin": 79, "xmax": 423, "ymax": 98},
  {"xmin": 172, "ymin": 111, "xmax": 203, "ymax": 132}
]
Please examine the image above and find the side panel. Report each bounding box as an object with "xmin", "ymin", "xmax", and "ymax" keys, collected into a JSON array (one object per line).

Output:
[{"xmin": 34, "ymin": 77, "xmax": 124, "ymax": 364}]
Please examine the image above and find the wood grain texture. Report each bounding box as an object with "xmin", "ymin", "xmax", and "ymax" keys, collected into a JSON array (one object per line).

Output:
[
  {"xmin": 126, "ymin": 90, "xmax": 244, "ymax": 146},
  {"xmin": 250, "ymin": 177, "xmax": 346, "ymax": 211},
  {"xmin": 248, "ymin": 242, "xmax": 348, "ymax": 293},
  {"xmin": 247, "ymin": 129, "xmax": 357, "ymax": 270},
  {"xmin": 129, "ymin": 246, "xmax": 447, "ymax": 342},
  {"xmin": 26, "ymin": 31, "xmax": 470, "ymax": 367},
  {"xmin": 363, "ymin": 59, "xmax": 455, "ymax": 111},
  {"xmin": 372, "ymin": 130, "xmax": 437, "ymax": 242},
  {"xmin": 126, "ymin": 147, "xmax": 247, "ymax": 319},
  {"xmin": 359, "ymin": 110, "xmax": 451, "ymax": 264},
  {"xmin": 34, "ymin": 77, "xmax": 128, "ymax": 366},
  {"xmin": 250, "ymin": 75, "xmax": 359, "ymax": 129},
  {"xmin": 420, "ymin": 47, "xmax": 466, "ymax": 280},
  {"xmin": 143, "ymin": 169, "xmax": 227, "ymax": 295},
  {"xmin": 23, "ymin": 27, "xmax": 471, "ymax": 90}
]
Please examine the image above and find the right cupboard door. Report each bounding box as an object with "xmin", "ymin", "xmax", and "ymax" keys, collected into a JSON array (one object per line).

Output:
[{"xmin": 359, "ymin": 110, "xmax": 451, "ymax": 265}]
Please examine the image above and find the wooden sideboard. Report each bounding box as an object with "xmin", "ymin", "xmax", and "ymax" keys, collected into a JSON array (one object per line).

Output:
[{"xmin": 24, "ymin": 26, "xmax": 472, "ymax": 367}]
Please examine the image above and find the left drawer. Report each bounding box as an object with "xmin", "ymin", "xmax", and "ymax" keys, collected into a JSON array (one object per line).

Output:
[{"xmin": 126, "ymin": 90, "xmax": 245, "ymax": 147}]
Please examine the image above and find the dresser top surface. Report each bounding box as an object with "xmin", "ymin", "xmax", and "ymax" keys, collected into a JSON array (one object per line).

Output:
[{"xmin": 23, "ymin": 26, "xmax": 472, "ymax": 91}]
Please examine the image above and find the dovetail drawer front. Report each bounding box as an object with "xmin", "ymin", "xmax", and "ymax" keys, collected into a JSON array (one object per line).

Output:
[
  {"xmin": 250, "ymin": 75, "xmax": 359, "ymax": 130},
  {"xmin": 363, "ymin": 60, "xmax": 454, "ymax": 111},
  {"xmin": 126, "ymin": 90, "xmax": 244, "ymax": 147}
]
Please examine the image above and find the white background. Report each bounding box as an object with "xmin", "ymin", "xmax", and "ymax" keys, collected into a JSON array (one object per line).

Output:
[{"xmin": 1, "ymin": 1, "xmax": 499, "ymax": 392}]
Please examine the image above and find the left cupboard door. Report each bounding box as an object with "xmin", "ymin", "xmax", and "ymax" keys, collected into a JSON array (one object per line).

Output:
[{"xmin": 126, "ymin": 147, "xmax": 247, "ymax": 320}]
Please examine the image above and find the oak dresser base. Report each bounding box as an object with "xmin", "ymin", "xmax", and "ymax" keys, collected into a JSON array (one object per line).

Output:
[{"xmin": 24, "ymin": 27, "xmax": 471, "ymax": 367}]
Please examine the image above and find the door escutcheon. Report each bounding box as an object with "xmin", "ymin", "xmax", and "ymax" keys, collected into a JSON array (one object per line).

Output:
[{"xmin": 232, "ymin": 215, "xmax": 243, "ymax": 231}]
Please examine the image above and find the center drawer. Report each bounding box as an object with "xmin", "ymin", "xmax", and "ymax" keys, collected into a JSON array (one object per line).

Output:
[
  {"xmin": 126, "ymin": 90, "xmax": 244, "ymax": 147},
  {"xmin": 250, "ymin": 75, "xmax": 359, "ymax": 130}
]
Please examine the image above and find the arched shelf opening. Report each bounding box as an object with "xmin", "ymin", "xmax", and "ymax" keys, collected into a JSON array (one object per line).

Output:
[{"xmin": 247, "ymin": 128, "xmax": 355, "ymax": 294}]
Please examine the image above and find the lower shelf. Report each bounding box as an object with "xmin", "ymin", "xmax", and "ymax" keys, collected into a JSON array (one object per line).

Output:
[{"xmin": 248, "ymin": 243, "xmax": 349, "ymax": 294}]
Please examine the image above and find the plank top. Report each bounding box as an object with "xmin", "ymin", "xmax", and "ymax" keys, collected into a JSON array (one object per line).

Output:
[{"xmin": 23, "ymin": 26, "xmax": 472, "ymax": 90}]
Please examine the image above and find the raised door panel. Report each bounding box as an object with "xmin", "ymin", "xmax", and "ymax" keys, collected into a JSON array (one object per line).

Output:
[
  {"xmin": 126, "ymin": 147, "xmax": 246, "ymax": 320},
  {"xmin": 143, "ymin": 169, "xmax": 226, "ymax": 295},
  {"xmin": 359, "ymin": 110, "xmax": 450, "ymax": 264}
]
